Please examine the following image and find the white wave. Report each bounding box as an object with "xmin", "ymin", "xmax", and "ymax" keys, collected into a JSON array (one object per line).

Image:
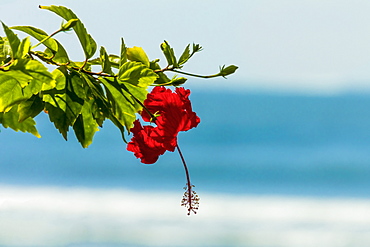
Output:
[{"xmin": 1, "ymin": 184, "xmax": 370, "ymax": 247}]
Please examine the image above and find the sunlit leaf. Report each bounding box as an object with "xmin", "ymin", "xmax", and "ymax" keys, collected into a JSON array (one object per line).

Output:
[
  {"xmin": 0, "ymin": 37, "xmax": 11, "ymax": 64},
  {"xmin": 100, "ymin": 46, "xmax": 113, "ymax": 75},
  {"xmin": 0, "ymin": 38, "xmax": 3, "ymax": 62},
  {"xmin": 15, "ymin": 37, "xmax": 31, "ymax": 59},
  {"xmin": 109, "ymin": 55, "xmax": 120, "ymax": 68},
  {"xmin": 1, "ymin": 22, "xmax": 20, "ymax": 58},
  {"xmin": 0, "ymin": 105, "xmax": 40, "ymax": 137},
  {"xmin": 39, "ymin": 5, "xmax": 97, "ymax": 59},
  {"xmin": 20, "ymin": 59, "xmax": 55, "ymax": 93},
  {"xmin": 178, "ymin": 44, "xmax": 190, "ymax": 66},
  {"xmin": 0, "ymin": 73, "xmax": 29, "ymax": 112},
  {"xmin": 43, "ymin": 69, "xmax": 84, "ymax": 141},
  {"xmin": 0, "ymin": 59, "xmax": 55, "ymax": 112},
  {"xmin": 60, "ymin": 18, "xmax": 79, "ymax": 31},
  {"xmin": 160, "ymin": 40, "xmax": 177, "ymax": 67},
  {"xmin": 11, "ymin": 26, "xmax": 70, "ymax": 65},
  {"xmin": 11, "ymin": 26, "xmax": 57, "ymax": 51},
  {"xmin": 120, "ymin": 38, "xmax": 127, "ymax": 67},
  {"xmin": 43, "ymin": 68, "xmax": 83, "ymax": 128},
  {"xmin": 118, "ymin": 61, "xmax": 158, "ymax": 87},
  {"xmin": 127, "ymin": 46, "xmax": 150, "ymax": 67}
]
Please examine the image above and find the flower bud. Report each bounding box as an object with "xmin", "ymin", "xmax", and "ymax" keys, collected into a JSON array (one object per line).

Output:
[
  {"xmin": 219, "ymin": 65, "xmax": 238, "ymax": 78},
  {"xmin": 60, "ymin": 19, "xmax": 79, "ymax": 31}
]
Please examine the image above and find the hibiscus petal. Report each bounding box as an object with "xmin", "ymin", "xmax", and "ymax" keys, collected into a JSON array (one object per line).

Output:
[
  {"xmin": 127, "ymin": 120, "xmax": 167, "ymax": 164},
  {"xmin": 127, "ymin": 87, "xmax": 200, "ymax": 164}
]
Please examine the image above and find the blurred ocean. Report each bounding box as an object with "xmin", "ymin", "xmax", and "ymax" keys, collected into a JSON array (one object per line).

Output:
[{"xmin": 1, "ymin": 91, "xmax": 370, "ymax": 246}]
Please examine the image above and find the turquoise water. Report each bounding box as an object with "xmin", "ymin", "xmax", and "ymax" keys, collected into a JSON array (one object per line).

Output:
[
  {"xmin": 2, "ymin": 91, "xmax": 370, "ymax": 247},
  {"xmin": 1, "ymin": 92, "xmax": 370, "ymax": 197}
]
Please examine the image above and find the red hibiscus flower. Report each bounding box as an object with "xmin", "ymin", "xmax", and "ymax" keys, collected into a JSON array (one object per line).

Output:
[
  {"xmin": 126, "ymin": 120, "xmax": 167, "ymax": 164},
  {"xmin": 127, "ymin": 86, "xmax": 200, "ymax": 164}
]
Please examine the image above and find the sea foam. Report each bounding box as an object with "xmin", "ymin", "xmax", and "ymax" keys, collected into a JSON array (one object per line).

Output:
[{"xmin": 0, "ymin": 184, "xmax": 370, "ymax": 247}]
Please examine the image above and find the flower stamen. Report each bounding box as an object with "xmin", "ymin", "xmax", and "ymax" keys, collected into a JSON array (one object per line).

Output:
[{"xmin": 177, "ymin": 144, "xmax": 199, "ymax": 215}]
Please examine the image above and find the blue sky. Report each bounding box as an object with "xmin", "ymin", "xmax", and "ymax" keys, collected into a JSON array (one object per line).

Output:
[{"xmin": 2, "ymin": 0, "xmax": 370, "ymax": 94}]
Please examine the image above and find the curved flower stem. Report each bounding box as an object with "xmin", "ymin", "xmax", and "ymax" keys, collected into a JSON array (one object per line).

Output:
[
  {"xmin": 177, "ymin": 144, "xmax": 192, "ymax": 190},
  {"xmin": 31, "ymin": 28, "xmax": 61, "ymax": 50},
  {"xmin": 177, "ymin": 144, "xmax": 199, "ymax": 215},
  {"xmin": 171, "ymin": 69, "xmax": 221, "ymax": 79},
  {"xmin": 154, "ymin": 67, "xmax": 221, "ymax": 79}
]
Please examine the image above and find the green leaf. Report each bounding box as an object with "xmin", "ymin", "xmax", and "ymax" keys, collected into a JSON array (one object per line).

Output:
[
  {"xmin": 122, "ymin": 82, "xmax": 149, "ymax": 113},
  {"xmin": 43, "ymin": 69, "xmax": 84, "ymax": 140},
  {"xmin": 0, "ymin": 105, "xmax": 40, "ymax": 137},
  {"xmin": 40, "ymin": 5, "xmax": 97, "ymax": 59},
  {"xmin": 25, "ymin": 59, "xmax": 55, "ymax": 88},
  {"xmin": 0, "ymin": 37, "xmax": 4, "ymax": 63},
  {"xmin": 118, "ymin": 61, "xmax": 158, "ymax": 87},
  {"xmin": 169, "ymin": 76, "xmax": 187, "ymax": 86},
  {"xmin": 100, "ymin": 77, "xmax": 138, "ymax": 131},
  {"xmin": 0, "ymin": 58, "xmax": 50, "ymax": 111},
  {"xmin": 12, "ymin": 26, "xmax": 57, "ymax": 51},
  {"xmin": 149, "ymin": 60, "xmax": 171, "ymax": 85},
  {"xmin": 91, "ymin": 98, "xmax": 105, "ymax": 128},
  {"xmin": 160, "ymin": 40, "xmax": 177, "ymax": 68},
  {"xmin": 108, "ymin": 114, "xmax": 127, "ymax": 142},
  {"xmin": 11, "ymin": 25, "xmax": 70, "ymax": 64},
  {"xmin": 1, "ymin": 22, "xmax": 20, "ymax": 58},
  {"xmin": 219, "ymin": 65, "xmax": 239, "ymax": 78},
  {"xmin": 17, "ymin": 95, "xmax": 44, "ymax": 122},
  {"xmin": 126, "ymin": 46, "xmax": 150, "ymax": 67},
  {"xmin": 44, "ymin": 41, "xmax": 70, "ymax": 65},
  {"xmin": 16, "ymin": 37, "xmax": 31, "ymax": 58},
  {"xmin": 150, "ymin": 69, "xmax": 187, "ymax": 86},
  {"xmin": 80, "ymin": 72, "xmax": 105, "ymax": 101},
  {"xmin": 178, "ymin": 43, "xmax": 203, "ymax": 67},
  {"xmin": 99, "ymin": 46, "xmax": 113, "ymax": 75},
  {"xmin": 120, "ymin": 38, "xmax": 127, "ymax": 67},
  {"xmin": 79, "ymin": 73, "xmax": 129, "ymax": 141},
  {"xmin": 44, "ymin": 102, "xmax": 69, "ymax": 140},
  {"xmin": 109, "ymin": 55, "xmax": 120, "ymax": 68},
  {"xmin": 70, "ymin": 71, "xmax": 89, "ymax": 100},
  {"xmin": 0, "ymin": 37, "xmax": 11, "ymax": 63},
  {"xmin": 43, "ymin": 91, "xmax": 83, "ymax": 126},
  {"xmin": 178, "ymin": 44, "xmax": 190, "ymax": 66},
  {"xmin": 13, "ymin": 59, "xmax": 55, "ymax": 94},
  {"xmin": 88, "ymin": 54, "xmax": 120, "ymax": 69},
  {"xmin": 43, "ymin": 70, "xmax": 84, "ymax": 140},
  {"xmin": 49, "ymin": 66, "xmax": 66, "ymax": 90},
  {"xmin": 72, "ymin": 99, "xmax": 99, "ymax": 148},
  {"xmin": 0, "ymin": 73, "xmax": 30, "ymax": 112},
  {"xmin": 43, "ymin": 68, "xmax": 84, "ymax": 130},
  {"xmin": 4, "ymin": 58, "xmax": 55, "ymax": 91},
  {"xmin": 60, "ymin": 18, "xmax": 79, "ymax": 31},
  {"xmin": 192, "ymin": 43, "xmax": 203, "ymax": 53}
]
